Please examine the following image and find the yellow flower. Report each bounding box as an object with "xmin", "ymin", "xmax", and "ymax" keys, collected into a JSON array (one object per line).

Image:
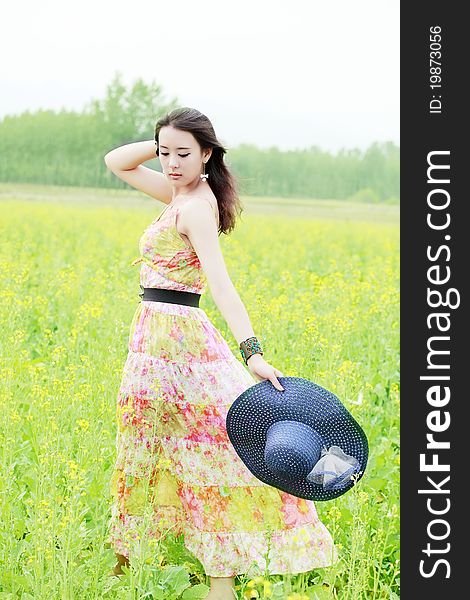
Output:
[
  {"xmin": 327, "ymin": 505, "xmax": 342, "ymax": 520},
  {"xmin": 263, "ymin": 580, "xmax": 273, "ymax": 597},
  {"xmin": 358, "ymin": 491, "xmax": 369, "ymax": 503},
  {"xmin": 246, "ymin": 576, "xmax": 265, "ymax": 588}
]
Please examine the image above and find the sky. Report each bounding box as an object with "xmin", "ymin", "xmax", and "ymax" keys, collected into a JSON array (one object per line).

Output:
[{"xmin": 1, "ymin": 0, "xmax": 399, "ymax": 154}]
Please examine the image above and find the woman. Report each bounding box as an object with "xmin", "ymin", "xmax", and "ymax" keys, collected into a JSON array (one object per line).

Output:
[{"xmin": 104, "ymin": 107, "xmax": 337, "ymax": 599}]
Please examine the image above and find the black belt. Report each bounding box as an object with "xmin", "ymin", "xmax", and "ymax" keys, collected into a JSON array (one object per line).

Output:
[{"xmin": 139, "ymin": 285, "xmax": 201, "ymax": 307}]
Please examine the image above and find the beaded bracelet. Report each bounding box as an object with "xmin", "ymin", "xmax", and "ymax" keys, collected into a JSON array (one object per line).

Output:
[{"xmin": 239, "ymin": 336, "xmax": 263, "ymax": 365}]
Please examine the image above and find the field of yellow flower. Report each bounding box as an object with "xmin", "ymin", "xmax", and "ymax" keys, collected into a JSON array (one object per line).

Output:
[{"xmin": 0, "ymin": 184, "xmax": 399, "ymax": 599}]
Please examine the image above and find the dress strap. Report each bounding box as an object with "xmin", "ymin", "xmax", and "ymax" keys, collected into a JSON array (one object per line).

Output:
[{"xmin": 154, "ymin": 201, "xmax": 174, "ymax": 224}]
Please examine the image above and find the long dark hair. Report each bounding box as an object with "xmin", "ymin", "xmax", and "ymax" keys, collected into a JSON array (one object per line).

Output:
[{"xmin": 154, "ymin": 107, "xmax": 243, "ymax": 235}]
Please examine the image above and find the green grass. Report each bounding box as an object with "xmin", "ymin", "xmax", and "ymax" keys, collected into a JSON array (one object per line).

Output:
[
  {"xmin": 0, "ymin": 182, "xmax": 399, "ymax": 224},
  {"xmin": 0, "ymin": 184, "xmax": 399, "ymax": 599}
]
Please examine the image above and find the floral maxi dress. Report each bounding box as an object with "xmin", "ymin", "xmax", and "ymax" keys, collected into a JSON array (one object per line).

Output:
[{"xmin": 106, "ymin": 198, "xmax": 338, "ymax": 577}]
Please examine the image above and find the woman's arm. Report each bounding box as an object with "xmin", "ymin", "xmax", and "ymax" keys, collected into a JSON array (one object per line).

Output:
[
  {"xmin": 208, "ymin": 277, "xmax": 256, "ymax": 345},
  {"xmin": 104, "ymin": 140, "xmax": 173, "ymax": 204},
  {"xmin": 104, "ymin": 140, "xmax": 157, "ymax": 170},
  {"xmin": 178, "ymin": 198, "xmax": 284, "ymax": 391}
]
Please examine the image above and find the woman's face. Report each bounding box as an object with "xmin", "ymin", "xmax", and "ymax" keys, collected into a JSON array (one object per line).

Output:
[{"xmin": 158, "ymin": 125, "xmax": 210, "ymax": 188}]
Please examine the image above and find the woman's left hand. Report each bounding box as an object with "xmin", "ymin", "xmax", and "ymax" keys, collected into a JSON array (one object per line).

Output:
[{"xmin": 246, "ymin": 353, "xmax": 285, "ymax": 391}]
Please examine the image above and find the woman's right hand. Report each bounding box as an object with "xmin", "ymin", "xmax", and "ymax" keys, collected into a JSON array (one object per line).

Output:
[{"xmin": 246, "ymin": 354, "xmax": 285, "ymax": 391}]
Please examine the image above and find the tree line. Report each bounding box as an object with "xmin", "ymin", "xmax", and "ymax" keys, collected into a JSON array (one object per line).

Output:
[{"xmin": 0, "ymin": 72, "xmax": 399, "ymax": 203}]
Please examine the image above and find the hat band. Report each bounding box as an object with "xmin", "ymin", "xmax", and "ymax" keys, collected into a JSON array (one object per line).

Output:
[{"xmin": 306, "ymin": 445, "xmax": 361, "ymax": 491}]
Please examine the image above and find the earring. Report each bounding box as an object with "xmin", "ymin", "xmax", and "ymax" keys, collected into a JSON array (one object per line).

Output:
[{"xmin": 200, "ymin": 161, "xmax": 209, "ymax": 182}]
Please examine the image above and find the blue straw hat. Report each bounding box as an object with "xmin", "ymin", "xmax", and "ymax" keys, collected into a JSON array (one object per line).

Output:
[{"xmin": 226, "ymin": 377, "xmax": 369, "ymax": 501}]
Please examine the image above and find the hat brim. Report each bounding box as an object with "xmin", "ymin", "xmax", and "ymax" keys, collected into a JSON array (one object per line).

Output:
[{"xmin": 226, "ymin": 377, "xmax": 369, "ymax": 501}]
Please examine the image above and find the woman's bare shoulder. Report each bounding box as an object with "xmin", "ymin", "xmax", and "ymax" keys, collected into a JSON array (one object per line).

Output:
[
  {"xmin": 176, "ymin": 193, "xmax": 220, "ymax": 230},
  {"xmin": 180, "ymin": 193, "xmax": 218, "ymax": 216}
]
